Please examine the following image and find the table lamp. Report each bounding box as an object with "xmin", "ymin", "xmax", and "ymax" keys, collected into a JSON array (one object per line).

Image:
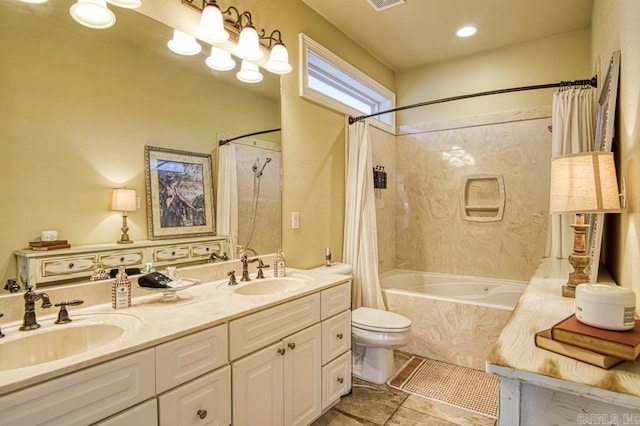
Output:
[
  {"xmin": 549, "ymin": 152, "xmax": 621, "ymax": 297},
  {"xmin": 112, "ymin": 188, "xmax": 137, "ymax": 244}
]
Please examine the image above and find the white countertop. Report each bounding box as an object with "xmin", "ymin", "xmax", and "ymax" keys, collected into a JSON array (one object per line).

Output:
[
  {"xmin": 0, "ymin": 266, "xmax": 350, "ymax": 396},
  {"xmin": 486, "ymin": 258, "xmax": 640, "ymax": 407}
]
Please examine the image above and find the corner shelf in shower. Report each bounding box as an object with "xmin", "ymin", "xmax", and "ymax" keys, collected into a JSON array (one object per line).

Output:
[{"xmin": 460, "ymin": 174, "xmax": 505, "ymax": 222}]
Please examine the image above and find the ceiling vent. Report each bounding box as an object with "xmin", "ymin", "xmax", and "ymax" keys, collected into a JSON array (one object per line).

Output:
[{"xmin": 366, "ymin": 0, "xmax": 405, "ymax": 12}]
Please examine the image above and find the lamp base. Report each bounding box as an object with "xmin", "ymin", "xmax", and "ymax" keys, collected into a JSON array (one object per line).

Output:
[
  {"xmin": 563, "ymin": 213, "xmax": 590, "ymax": 298},
  {"xmin": 117, "ymin": 212, "xmax": 133, "ymax": 244}
]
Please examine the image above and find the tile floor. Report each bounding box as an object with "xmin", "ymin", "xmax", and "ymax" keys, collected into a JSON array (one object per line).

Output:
[{"xmin": 312, "ymin": 352, "xmax": 497, "ymax": 426}]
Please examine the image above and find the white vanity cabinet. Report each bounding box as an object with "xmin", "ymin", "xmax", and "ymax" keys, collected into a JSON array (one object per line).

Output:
[
  {"xmin": 155, "ymin": 325, "xmax": 231, "ymax": 426},
  {"xmin": 0, "ymin": 349, "xmax": 156, "ymax": 426},
  {"xmin": 230, "ymin": 282, "xmax": 352, "ymax": 426}
]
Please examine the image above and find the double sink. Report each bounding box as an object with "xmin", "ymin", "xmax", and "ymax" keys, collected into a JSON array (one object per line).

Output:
[{"xmin": 0, "ymin": 274, "xmax": 313, "ymax": 372}]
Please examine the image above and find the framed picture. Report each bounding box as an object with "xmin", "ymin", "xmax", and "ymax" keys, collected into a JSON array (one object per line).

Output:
[{"xmin": 144, "ymin": 146, "xmax": 215, "ymax": 240}]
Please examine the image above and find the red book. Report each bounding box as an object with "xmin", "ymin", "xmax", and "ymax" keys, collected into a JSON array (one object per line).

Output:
[
  {"xmin": 29, "ymin": 240, "xmax": 68, "ymax": 247},
  {"xmin": 31, "ymin": 243, "xmax": 71, "ymax": 251},
  {"xmin": 551, "ymin": 314, "xmax": 640, "ymax": 361}
]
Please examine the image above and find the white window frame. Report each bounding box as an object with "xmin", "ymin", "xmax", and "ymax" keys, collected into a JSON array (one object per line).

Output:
[{"xmin": 299, "ymin": 33, "xmax": 395, "ymax": 133}]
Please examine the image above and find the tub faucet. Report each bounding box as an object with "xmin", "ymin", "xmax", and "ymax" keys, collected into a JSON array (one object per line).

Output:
[
  {"xmin": 20, "ymin": 285, "xmax": 52, "ymax": 330},
  {"xmin": 239, "ymin": 251, "xmax": 250, "ymax": 282}
]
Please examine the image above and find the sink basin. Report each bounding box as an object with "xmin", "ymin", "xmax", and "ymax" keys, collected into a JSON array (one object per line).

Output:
[
  {"xmin": 233, "ymin": 277, "xmax": 309, "ymax": 296},
  {"xmin": 0, "ymin": 314, "xmax": 140, "ymax": 371}
]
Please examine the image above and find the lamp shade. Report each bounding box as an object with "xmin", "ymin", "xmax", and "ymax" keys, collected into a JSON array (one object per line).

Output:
[
  {"xmin": 206, "ymin": 47, "xmax": 236, "ymax": 71},
  {"xmin": 236, "ymin": 60, "xmax": 263, "ymax": 83},
  {"xmin": 549, "ymin": 152, "xmax": 621, "ymax": 214},
  {"xmin": 265, "ymin": 42, "xmax": 292, "ymax": 75},
  {"xmin": 112, "ymin": 188, "xmax": 137, "ymax": 212}
]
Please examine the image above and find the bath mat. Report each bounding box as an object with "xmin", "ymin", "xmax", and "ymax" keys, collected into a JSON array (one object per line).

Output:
[{"xmin": 387, "ymin": 356, "xmax": 498, "ymax": 419}]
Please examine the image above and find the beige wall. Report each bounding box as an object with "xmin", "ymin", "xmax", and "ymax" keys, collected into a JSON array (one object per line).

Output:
[
  {"xmin": 396, "ymin": 30, "xmax": 591, "ymax": 127},
  {"xmin": 591, "ymin": 0, "xmax": 640, "ymax": 309}
]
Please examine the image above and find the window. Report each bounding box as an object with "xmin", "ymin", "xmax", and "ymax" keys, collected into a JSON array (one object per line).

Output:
[{"xmin": 299, "ymin": 33, "xmax": 395, "ymax": 132}]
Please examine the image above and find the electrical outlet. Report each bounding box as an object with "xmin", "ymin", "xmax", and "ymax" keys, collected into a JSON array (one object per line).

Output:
[{"xmin": 292, "ymin": 212, "xmax": 300, "ymax": 229}]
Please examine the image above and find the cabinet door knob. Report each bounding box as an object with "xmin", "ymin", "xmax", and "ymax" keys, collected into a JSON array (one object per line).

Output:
[
  {"xmin": 336, "ymin": 333, "xmax": 343, "ymax": 340},
  {"xmin": 287, "ymin": 342, "xmax": 296, "ymax": 350},
  {"xmin": 197, "ymin": 409, "xmax": 207, "ymax": 419},
  {"xmin": 68, "ymin": 263, "xmax": 74, "ymax": 268},
  {"xmin": 337, "ymin": 377, "xmax": 344, "ymax": 384},
  {"xmin": 277, "ymin": 347, "xmax": 286, "ymax": 356}
]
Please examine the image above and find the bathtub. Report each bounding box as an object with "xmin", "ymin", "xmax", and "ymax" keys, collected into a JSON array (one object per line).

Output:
[{"xmin": 380, "ymin": 269, "xmax": 526, "ymax": 370}]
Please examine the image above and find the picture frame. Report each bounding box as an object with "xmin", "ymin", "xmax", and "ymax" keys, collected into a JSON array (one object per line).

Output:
[{"xmin": 144, "ymin": 145, "xmax": 215, "ymax": 240}]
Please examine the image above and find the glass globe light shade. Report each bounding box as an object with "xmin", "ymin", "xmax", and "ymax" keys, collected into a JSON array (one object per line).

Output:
[
  {"xmin": 236, "ymin": 60, "xmax": 263, "ymax": 83},
  {"xmin": 206, "ymin": 47, "xmax": 236, "ymax": 71},
  {"xmin": 195, "ymin": 4, "xmax": 229, "ymax": 44},
  {"xmin": 232, "ymin": 25, "xmax": 263, "ymax": 61},
  {"xmin": 167, "ymin": 29, "xmax": 202, "ymax": 56},
  {"xmin": 106, "ymin": 0, "xmax": 141, "ymax": 8},
  {"xmin": 265, "ymin": 42, "xmax": 292, "ymax": 75},
  {"xmin": 69, "ymin": 0, "xmax": 116, "ymax": 30}
]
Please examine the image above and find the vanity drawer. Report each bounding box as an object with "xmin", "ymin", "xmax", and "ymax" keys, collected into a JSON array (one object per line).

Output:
[
  {"xmin": 322, "ymin": 350, "xmax": 352, "ymax": 410},
  {"xmin": 0, "ymin": 348, "xmax": 155, "ymax": 426},
  {"xmin": 229, "ymin": 294, "xmax": 321, "ymax": 360},
  {"xmin": 153, "ymin": 246, "xmax": 190, "ymax": 262},
  {"xmin": 155, "ymin": 324, "xmax": 228, "ymax": 393},
  {"xmin": 321, "ymin": 310, "xmax": 351, "ymax": 364},
  {"xmin": 158, "ymin": 366, "xmax": 231, "ymax": 426},
  {"xmin": 99, "ymin": 250, "xmax": 145, "ymax": 268},
  {"xmin": 190, "ymin": 241, "xmax": 223, "ymax": 257},
  {"xmin": 320, "ymin": 282, "xmax": 351, "ymax": 320},
  {"xmin": 41, "ymin": 255, "xmax": 97, "ymax": 277}
]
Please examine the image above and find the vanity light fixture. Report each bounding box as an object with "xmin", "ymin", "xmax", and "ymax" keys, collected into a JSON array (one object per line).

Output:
[
  {"xmin": 112, "ymin": 188, "xmax": 137, "ymax": 244},
  {"xmin": 69, "ymin": 0, "xmax": 116, "ymax": 30},
  {"xmin": 236, "ymin": 60, "xmax": 263, "ymax": 83},
  {"xmin": 456, "ymin": 25, "xmax": 477, "ymax": 38},
  {"xmin": 206, "ymin": 46, "xmax": 236, "ymax": 71},
  {"xmin": 549, "ymin": 152, "xmax": 621, "ymax": 297},
  {"xmin": 167, "ymin": 29, "xmax": 202, "ymax": 56},
  {"xmin": 18, "ymin": 0, "xmax": 49, "ymax": 4}
]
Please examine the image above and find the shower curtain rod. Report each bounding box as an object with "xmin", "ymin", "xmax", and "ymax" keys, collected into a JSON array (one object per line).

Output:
[
  {"xmin": 218, "ymin": 128, "xmax": 281, "ymax": 146},
  {"xmin": 348, "ymin": 76, "xmax": 597, "ymax": 125}
]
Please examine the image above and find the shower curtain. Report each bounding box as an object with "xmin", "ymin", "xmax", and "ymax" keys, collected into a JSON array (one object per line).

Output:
[
  {"xmin": 343, "ymin": 121, "xmax": 385, "ymax": 310},
  {"xmin": 548, "ymin": 87, "xmax": 596, "ymax": 258},
  {"xmin": 216, "ymin": 144, "xmax": 238, "ymax": 258}
]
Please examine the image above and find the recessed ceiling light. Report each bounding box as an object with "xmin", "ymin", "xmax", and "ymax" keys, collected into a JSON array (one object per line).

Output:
[{"xmin": 456, "ymin": 26, "xmax": 477, "ymax": 38}]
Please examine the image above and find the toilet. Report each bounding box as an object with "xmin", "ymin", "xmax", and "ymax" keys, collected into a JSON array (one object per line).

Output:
[{"xmin": 310, "ymin": 262, "xmax": 412, "ymax": 384}]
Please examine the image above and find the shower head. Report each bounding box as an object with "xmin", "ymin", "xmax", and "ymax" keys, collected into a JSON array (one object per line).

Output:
[{"xmin": 256, "ymin": 157, "xmax": 272, "ymax": 178}]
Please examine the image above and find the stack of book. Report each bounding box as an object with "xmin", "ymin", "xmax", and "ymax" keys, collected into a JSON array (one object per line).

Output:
[
  {"xmin": 535, "ymin": 314, "xmax": 640, "ymax": 369},
  {"xmin": 29, "ymin": 240, "xmax": 71, "ymax": 251}
]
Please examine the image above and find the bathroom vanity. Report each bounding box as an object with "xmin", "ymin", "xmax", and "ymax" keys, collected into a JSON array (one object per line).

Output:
[
  {"xmin": 486, "ymin": 259, "xmax": 640, "ymax": 425},
  {"xmin": 0, "ymin": 262, "xmax": 351, "ymax": 426}
]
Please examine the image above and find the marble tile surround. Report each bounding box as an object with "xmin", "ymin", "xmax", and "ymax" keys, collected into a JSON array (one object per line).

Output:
[{"xmin": 371, "ymin": 107, "xmax": 552, "ymax": 281}]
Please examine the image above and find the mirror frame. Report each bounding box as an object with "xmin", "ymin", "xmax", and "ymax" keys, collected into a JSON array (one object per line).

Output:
[{"xmin": 587, "ymin": 50, "xmax": 621, "ymax": 282}]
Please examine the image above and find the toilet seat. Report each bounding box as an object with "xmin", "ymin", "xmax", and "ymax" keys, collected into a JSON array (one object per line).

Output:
[{"xmin": 352, "ymin": 307, "xmax": 411, "ymax": 333}]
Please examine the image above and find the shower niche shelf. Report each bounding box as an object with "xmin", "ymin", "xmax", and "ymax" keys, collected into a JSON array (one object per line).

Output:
[{"xmin": 460, "ymin": 174, "xmax": 505, "ymax": 222}]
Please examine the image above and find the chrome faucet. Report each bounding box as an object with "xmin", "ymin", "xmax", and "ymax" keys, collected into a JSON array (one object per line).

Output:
[
  {"xmin": 239, "ymin": 251, "xmax": 250, "ymax": 281},
  {"xmin": 20, "ymin": 285, "xmax": 52, "ymax": 330}
]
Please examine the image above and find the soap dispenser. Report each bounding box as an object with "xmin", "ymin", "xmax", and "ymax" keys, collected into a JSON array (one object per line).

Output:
[
  {"xmin": 112, "ymin": 266, "xmax": 131, "ymax": 309},
  {"xmin": 273, "ymin": 250, "xmax": 286, "ymax": 277}
]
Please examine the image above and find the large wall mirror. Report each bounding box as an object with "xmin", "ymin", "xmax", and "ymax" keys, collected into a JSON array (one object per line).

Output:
[{"xmin": 0, "ymin": 1, "xmax": 282, "ymax": 292}]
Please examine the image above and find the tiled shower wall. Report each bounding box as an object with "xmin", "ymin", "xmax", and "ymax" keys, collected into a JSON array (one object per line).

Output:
[{"xmin": 373, "ymin": 107, "xmax": 552, "ymax": 281}]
